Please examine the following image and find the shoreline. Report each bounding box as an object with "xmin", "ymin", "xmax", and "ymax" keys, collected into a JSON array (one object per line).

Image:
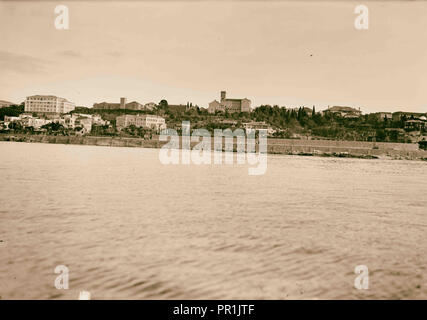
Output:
[{"xmin": 1, "ymin": 133, "xmax": 427, "ymax": 161}]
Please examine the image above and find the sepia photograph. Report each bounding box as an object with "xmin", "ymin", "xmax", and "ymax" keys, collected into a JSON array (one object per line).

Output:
[{"xmin": 0, "ymin": 0, "xmax": 426, "ymax": 311}]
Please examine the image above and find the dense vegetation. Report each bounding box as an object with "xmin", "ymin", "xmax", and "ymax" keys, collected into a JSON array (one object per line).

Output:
[
  {"xmin": 2, "ymin": 102, "xmax": 425, "ymax": 143},
  {"xmin": 0, "ymin": 104, "xmax": 24, "ymax": 121},
  {"xmin": 158, "ymin": 103, "xmax": 421, "ymax": 143}
]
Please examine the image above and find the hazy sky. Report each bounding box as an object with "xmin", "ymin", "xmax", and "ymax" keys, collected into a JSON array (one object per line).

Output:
[{"xmin": 1, "ymin": 1, "xmax": 426, "ymax": 113}]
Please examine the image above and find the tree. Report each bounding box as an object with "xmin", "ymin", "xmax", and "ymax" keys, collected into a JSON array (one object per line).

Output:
[
  {"xmin": 419, "ymin": 140, "xmax": 427, "ymax": 150},
  {"xmin": 8, "ymin": 122, "xmax": 22, "ymax": 131},
  {"xmin": 375, "ymin": 129, "xmax": 386, "ymax": 142},
  {"xmin": 158, "ymin": 100, "xmax": 168, "ymax": 109},
  {"xmin": 41, "ymin": 122, "xmax": 65, "ymax": 134},
  {"xmin": 0, "ymin": 104, "xmax": 24, "ymax": 121}
]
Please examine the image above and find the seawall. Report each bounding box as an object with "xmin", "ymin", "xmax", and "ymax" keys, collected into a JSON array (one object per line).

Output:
[{"xmin": 1, "ymin": 134, "xmax": 426, "ymax": 161}]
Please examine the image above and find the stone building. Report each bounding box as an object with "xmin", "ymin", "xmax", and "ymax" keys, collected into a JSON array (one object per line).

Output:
[
  {"xmin": 208, "ymin": 91, "xmax": 251, "ymax": 114},
  {"xmin": 323, "ymin": 106, "xmax": 362, "ymax": 118},
  {"xmin": 93, "ymin": 97, "xmax": 146, "ymax": 111}
]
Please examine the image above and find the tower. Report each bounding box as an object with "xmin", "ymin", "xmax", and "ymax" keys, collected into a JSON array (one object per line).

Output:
[
  {"xmin": 120, "ymin": 97, "xmax": 127, "ymax": 109},
  {"xmin": 220, "ymin": 91, "xmax": 226, "ymax": 103}
]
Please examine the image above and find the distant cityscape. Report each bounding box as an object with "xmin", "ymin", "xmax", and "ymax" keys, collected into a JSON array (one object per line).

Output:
[{"xmin": 0, "ymin": 91, "xmax": 427, "ymax": 145}]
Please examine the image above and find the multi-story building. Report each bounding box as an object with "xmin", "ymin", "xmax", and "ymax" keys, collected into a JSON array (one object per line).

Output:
[
  {"xmin": 125, "ymin": 101, "xmax": 144, "ymax": 110},
  {"xmin": 392, "ymin": 111, "xmax": 427, "ymax": 122},
  {"xmin": 116, "ymin": 114, "xmax": 166, "ymax": 131},
  {"xmin": 25, "ymin": 95, "xmax": 75, "ymax": 114},
  {"xmin": 323, "ymin": 106, "xmax": 362, "ymax": 118},
  {"xmin": 208, "ymin": 91, "xmax": 251, "ymax": 114},
  {"xmin": 93, "ymin": 101, "xmax": 120, "ymax": 110},
  {"xmin": 61, "ymin": 113, "xmax": 109, "ymax": 130},
  {"xmin": 375, "ymin": 112, "xmax": 393, "ymax": 121},
  {"xmin": 94, "ymin": 97, "xmax": 146, "ymax": 111},
  {"xmin": 22, "ymin": 116, "xmax": 51, "ymax": 129}
]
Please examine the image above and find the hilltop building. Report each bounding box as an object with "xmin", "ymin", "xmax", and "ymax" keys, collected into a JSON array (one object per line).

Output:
[
  {"xmin": 125, "ymin": 101, "xmax": 145, "ymax": 110},
  {"xmin": 24, "ymin": 95, "xmax": 75, "ymax": 114},
  {"xmin": 374, "ymin": 112, "xmax": 393, "ymax": 121},
  {"xmin": 93, "ymin": 101, "xmax": 120, "ymax": 110},
  {"xmin": 323, "ymin": 106, "xmax": 362, "ymax": 118},
  {"xmin": 392, "ymin": 112, "xmax": 427, "ymax": 122},
  {"xmin": 93, "ymin": 97, "xmax": 149, "ymax": 111},
  {"xmin": 208, "ymin": 91, "xmax": 251, "ymax": 114}
]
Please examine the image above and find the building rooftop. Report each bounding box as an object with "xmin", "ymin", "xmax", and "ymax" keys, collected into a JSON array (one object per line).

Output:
[
  {"xmin": 26, "ymin": 95, "xmax": 72, "ymax": 102},
  {"xmin": 328, "ymin": 106, "xmax": 361, "ymax": 112}
]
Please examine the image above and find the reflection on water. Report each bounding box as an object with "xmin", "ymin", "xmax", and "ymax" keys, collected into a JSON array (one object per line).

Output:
[{"xmin": 0, "ymin": 142, "xmax": 426, "ymax": 299}]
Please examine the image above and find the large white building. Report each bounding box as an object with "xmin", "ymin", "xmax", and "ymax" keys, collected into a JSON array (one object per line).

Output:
[
  {"xmin": 208, "ymin": 91, "xmax": 251, "ymax": 114},
  {"xmin": 25, "ymin": 95, "xmax": 75, "ymax": 114},
  {"xmin": 116, "ymin": 114, "xmax": 166, "ymax": 131}
]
